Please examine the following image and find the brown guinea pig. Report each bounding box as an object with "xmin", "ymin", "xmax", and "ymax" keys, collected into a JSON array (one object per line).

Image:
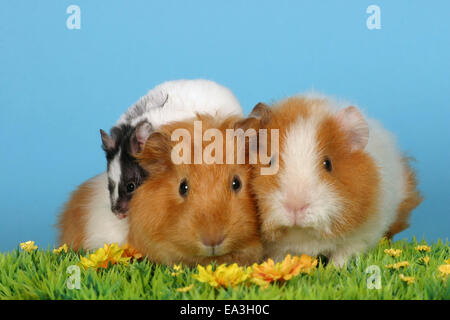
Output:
[
  {"xmin": 127, "ymin": 115, "xmax": 263, "ymax": 266},
  {"xmin": 238, "ymin": 94, "xmax": 422, "ymax": 266}
]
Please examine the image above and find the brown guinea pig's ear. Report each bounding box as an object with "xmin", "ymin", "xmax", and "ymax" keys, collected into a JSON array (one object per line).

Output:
[
  {"xmin": 234, "ymin": 102, "xmax": 272, "ymax": 131},
  {"xmin": 130, "ymin": 121, "xmax": 153, "ymax": 155},
  {"xmin": 335, "ymin": 106, "xmax": 369, "ymax": 152},
  {"xmin": 136, "ymin": 131, "xmax": 172, "ymax": 175}
]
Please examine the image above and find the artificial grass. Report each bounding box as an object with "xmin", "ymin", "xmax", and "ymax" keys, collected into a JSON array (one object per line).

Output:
[{"xmin": 0, "ymin": 238, "xmax": 448, "ymax": 300}]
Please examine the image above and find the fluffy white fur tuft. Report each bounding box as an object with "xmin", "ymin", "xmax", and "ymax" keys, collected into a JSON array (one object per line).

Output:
[{"xmin": 117, "ymin": 79, "xmax": 243, "ymax": 128}]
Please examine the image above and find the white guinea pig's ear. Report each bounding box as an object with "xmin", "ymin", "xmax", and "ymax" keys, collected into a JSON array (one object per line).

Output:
[
  {"xmin": 100, "ymin": 129, "xmax": 115, "ymax": 152},
  {"xmin": 130, "ymin": 121, "xmax": 153, "ymax": 155},
  {"xmin": 335, "ymin": 106, "xmax": 369, "ymax": 152}
]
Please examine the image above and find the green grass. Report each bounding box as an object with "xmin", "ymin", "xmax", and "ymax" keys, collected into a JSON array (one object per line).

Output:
[{"xmin": 0, "ymin": 238, "xmax": 448, "ymax": 300}]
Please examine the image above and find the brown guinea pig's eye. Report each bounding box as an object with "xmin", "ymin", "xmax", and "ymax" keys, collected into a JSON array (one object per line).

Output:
[
  {"xmin": 179, "ymin": 179, "xmax": 189, "ymax": 197},
  {"xmin": 231, "ymin": 175, "xmax": 242, "ymax": 192},
  {"xmin": 323, "ymin": 156, "xmax": 332, "ymax": 172}
]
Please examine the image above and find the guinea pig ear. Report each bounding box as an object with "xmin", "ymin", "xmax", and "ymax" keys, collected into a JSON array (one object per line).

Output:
[
  {"xmin": 335, "ymin": 106, "xmax": 369, "ymax": 152},
  {"xmin": 233, "ymin": 102, "xmax": 272, "ymax": 131},
  {"xmin": 100, "ymin": 129, "xmax": 115, "ymax": 152},
  {"xmin": 136, "ymin": 131, "xmax": 172, "ymax": 174},
  {"xmin": 130, "ymin": 121, "xmax": 153, "ymax": 155}
]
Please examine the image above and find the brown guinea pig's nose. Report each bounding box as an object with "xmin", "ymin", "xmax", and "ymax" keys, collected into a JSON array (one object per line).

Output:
[{"xmin": 201, "ymin": 233, "xmax": 225, "ymax": 248}]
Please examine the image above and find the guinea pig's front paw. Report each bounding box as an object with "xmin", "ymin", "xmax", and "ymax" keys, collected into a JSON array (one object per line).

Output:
[{"xmin": 329, "ymin": 253, "xmax": 350, "ymax": 268}]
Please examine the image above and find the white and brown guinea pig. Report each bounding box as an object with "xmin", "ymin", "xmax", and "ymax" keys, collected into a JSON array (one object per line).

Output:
[
  {"xmin": 58, "ymin": 172, "xmax": 128, "ymax": 250},
  {"xmin": 127, "ymin": 115, "xmax": 263, "ymax": 266},
  {"xmin": 243, "ymin": 94, "xmax": 422, "ymax": 266}
]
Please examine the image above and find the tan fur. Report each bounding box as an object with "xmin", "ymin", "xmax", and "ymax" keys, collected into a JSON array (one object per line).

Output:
[
  {"xmin": 385, "ymin": 158, "xmax": 423, "ymax": 238},
  {"xmin": 239, "ymin": 97, "xmax": 381, "ymax": 240},
  {"xmin": 240, "ymin": 99, "xmax": 314, "ymax": 241},
  {"xmin": 316, "ymin": 116, "xmax": 380, "ymax": 235},
  {"xmin": 56, "ymin": 178, "xmax": 93, "ymax": 250},
  {"xmin": 128, "ymin": 115, "xmax": 263, "ymax": 266}
]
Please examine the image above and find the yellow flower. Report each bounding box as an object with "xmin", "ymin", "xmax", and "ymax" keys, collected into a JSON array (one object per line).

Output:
[
  {"xmin": 250, "ymin": 254, "xmax": 318, "ymax": 287},
  {"xmin": 385, "ymin": 261, "xmax": 410, "ymax": 269},
  {"xmin": 399, "ymin": 274, "xmax": 415, "ymax": 284},
  {"xmin": 414, "ymin": 245, "xmax": 431, "ymax": 252},
  {"xmin": 53, "ymin": 244, "xmax": 68, "ymax": 254},
  {"xmin": 170, "ymin": 264, "xmax": 183, "ymax": 277},
  {"xmin": 384, "ymin": 248, "xmax": 402, "ymax": 258},
  {"xmin": 378, "ymin": 237, "xmax": 389, "ymax": 246},
  {"xmin": 120, "ymin": 244, "xmax": 143, "ymax": 260},
  {"xmin": 438, "ymin": 264, "xmax": 450, "ymax": 280},
  {"xmin": 176, "ymin": 284, "xmax": 194, "ymax": 293},
  {"xmin": 20, "ymin": 241, "xmax": 38, "ymax": 252},
  {"xmin": 445, "ymin": 259, "xmax": 450, "ymax": 264},
  {"xmin": 421, "ymin": 256, "xmax": 430, "ymax": 265},
  {"xmin": 80, "ymin": 243, "xmax": 131, "ymax": 270},
  {"xmin": 193, "ymin": 263, "xmax": 250, "ymax": 288}
]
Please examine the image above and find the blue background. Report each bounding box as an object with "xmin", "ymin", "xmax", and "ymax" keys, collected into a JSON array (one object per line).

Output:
[{"xmin": 0, "ymin": 1, "xmax": 448, "ymax": 252}]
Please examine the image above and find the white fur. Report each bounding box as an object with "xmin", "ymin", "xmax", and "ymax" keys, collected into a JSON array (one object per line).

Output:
[
  {"xmin": 117, "ymin": 79, "xmax": 243, "ymax": 128},
  {"xmin": 84, "ymin": 173, "xmax": 129, "ymax": 249},
  {"xmin": 84, "ymin": 79, "xmax": 243, "ymax": 249},
  {"xmin": 108, "ymin": 149, "xmax": 121, "ymax": 204},
  {"xmin": 264, "ymin": 95, "xmax": 408, "ymax": 266}
]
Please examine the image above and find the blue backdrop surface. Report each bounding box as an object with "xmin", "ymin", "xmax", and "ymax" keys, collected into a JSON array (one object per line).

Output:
[{"xmin": 0, "ymin": 1, "xmax": 449, "ymax": 251}]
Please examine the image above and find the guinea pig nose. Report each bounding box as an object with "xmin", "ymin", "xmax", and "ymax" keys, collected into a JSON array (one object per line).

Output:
[
  {"xmin": 284, "ymin": 201, "xmax": 310, "ymax": 214},
  {"xmin": 201, "ymin": 234, "xmax": 225, "ymax": 248},
  {"xmin": 114, "ymin": 201, "xmax": 129, "ymax": 214}
]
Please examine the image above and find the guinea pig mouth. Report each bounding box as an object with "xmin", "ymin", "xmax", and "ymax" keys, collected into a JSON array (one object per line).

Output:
[
  {"xmin": 199, "ymin": 244, "xmax": 227, "ymax": 257},
  {"xmin": 111, "ymin": 205, "xmax": 128, "ymax": 219}
]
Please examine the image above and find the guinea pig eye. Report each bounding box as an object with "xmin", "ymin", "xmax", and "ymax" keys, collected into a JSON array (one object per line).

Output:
[
  {"xmin": 231, "ymin": 176, "xmax": 242, "ymax": 192},
  {"xmin": 179, "ymin": 179, "xmax": 189, "ymax": 197},
  {"xmin": 126, "ymin": 182, "xmax": 136, "ymax": 193},
  {"xmin": 323, "ymin": 157, "xmax": 332, "ymax": 172}
]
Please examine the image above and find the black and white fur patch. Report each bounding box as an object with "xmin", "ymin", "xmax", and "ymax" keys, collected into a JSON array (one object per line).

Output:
[{"xmin": 101, "ymin": 123, "xmax": 150, "ymax": 217}]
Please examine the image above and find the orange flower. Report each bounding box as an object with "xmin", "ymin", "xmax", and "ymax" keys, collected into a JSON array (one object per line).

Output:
[
  {"xmin": 251, "ymin": 254, "xmax": 317, "ymax": 287},
  {"xmin": 120, "ymin": 244, "xmax": 143, "ymax": 260}
]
